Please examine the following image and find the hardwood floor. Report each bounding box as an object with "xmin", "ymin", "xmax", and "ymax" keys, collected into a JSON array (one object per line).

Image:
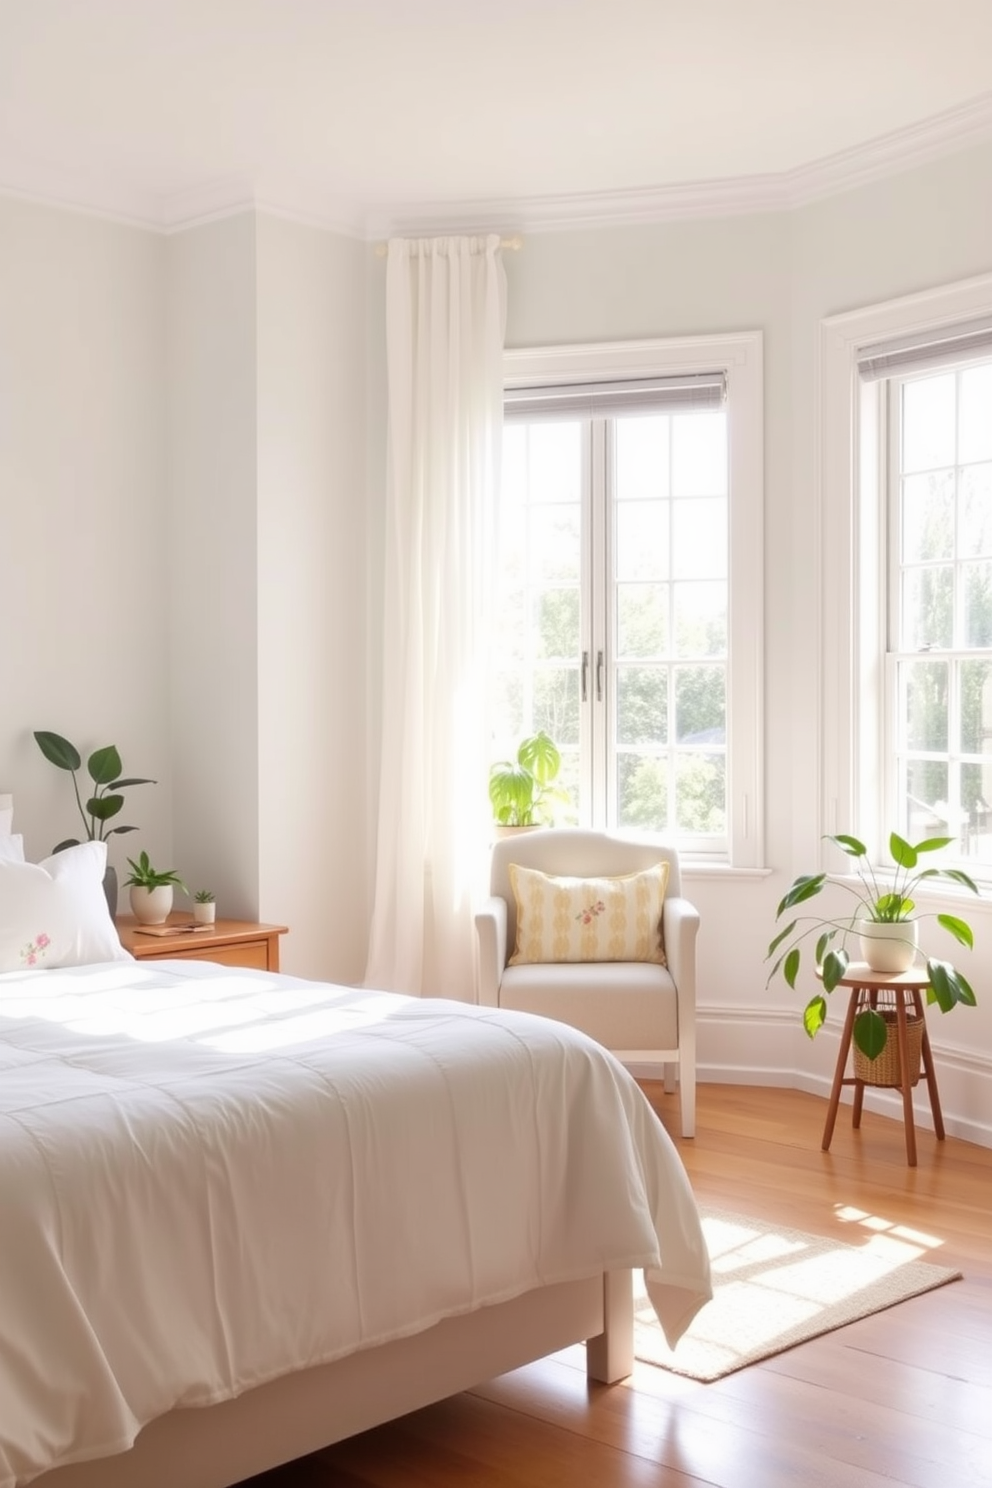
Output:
[{"xmin": 246, "ymin": 1084, "xmax": 992, "ymax": 1488}]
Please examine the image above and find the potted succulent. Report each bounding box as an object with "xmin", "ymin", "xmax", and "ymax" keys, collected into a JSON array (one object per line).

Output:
[
  {"xmin": 767, "ymin": 831, "xmax": 980, "ymax": 1061},
  {"xmin": 489, "ymin": 730, "xmax": 569, "ymax": 833},
  {"xmin": 34, "ymin": 730, "xmax": 155, "ymax": 917},
  {"xmin": 124, "ymin": 850, "xmax": 187, "ymax": 926},
  {"xmin": 193, "ymin": 888, "xmax": 216, "ymax": 926}
]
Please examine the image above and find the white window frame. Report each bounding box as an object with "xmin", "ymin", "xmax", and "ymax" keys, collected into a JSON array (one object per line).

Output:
[
  {"xmin": 819, "ymin": 272, "xmax": 992, "ymax": 871},
  {"xmin": 503, "ymin": 332, "xmax": 765, "ymax": 869}
]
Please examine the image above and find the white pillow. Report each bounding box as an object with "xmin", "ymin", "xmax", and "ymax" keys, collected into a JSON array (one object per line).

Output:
[
  {"xmin": 0, "ymin": 833, "xmax": 25, "ymax": 864},
  {"xmin": 0, "ymin": 841, "xmax": 133, "ymax": 971},
  {"xmin": 0, "ymin": 792, "xmax": 12, "ymax": 837}
]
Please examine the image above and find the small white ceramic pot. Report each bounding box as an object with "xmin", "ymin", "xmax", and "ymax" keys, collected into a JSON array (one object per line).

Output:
[
  {"xmin": 193, "ymin": 901, "xmax": 216, "ymax": 925},
  {"xmin": 856, "ymin": 917, "xmax": 918, "ymax": 974},
  {"xmin": 129, "ymin": 884, "xmax": 174, "ymax": 925}
]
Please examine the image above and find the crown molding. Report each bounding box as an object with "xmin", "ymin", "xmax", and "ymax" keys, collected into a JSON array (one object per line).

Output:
[{"xmin": 2, "ymin": 91, "xmax": 991, "ymax": 239}]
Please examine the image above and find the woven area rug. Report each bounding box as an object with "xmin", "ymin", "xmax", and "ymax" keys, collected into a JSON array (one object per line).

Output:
[{"xmin": 635, "ymin": 1207, "xmax": 962, "ymax": 1382}]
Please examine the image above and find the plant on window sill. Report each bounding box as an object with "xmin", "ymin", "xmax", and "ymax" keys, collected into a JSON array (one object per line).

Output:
[
  {"xmin": 766, "ymin": 832, "xmax": 980, "ymax": 1059},
  {"xmin": 489, "ymin": 730, "xmax": 568, "ymax": 828}
]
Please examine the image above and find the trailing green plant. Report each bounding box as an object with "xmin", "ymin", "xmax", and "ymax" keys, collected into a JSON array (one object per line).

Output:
[
  {"xmin": 767, "ymin": 832, "xmax": 981, "ymax": 1060},
  {"xmin": 489, "ymin": 731, "xmax": 569, "ymax": 828},
  {"xmin": 123, "ymin": 851, "xmax": 187, "ymax": 895},
  {"xmin": 34, "ymin": 730, "xmax": 155, "ymax": 852},
  {"xmin": 193, "ymin": 888, "xmax": 215, "ymax": 904}
]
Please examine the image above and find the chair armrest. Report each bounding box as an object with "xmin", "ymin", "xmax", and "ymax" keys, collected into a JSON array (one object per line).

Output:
[
  {"xmin": 474, "ymin": 895, "xmax": 508, "ymax": 1006},
  {"xmin": 663, "ymin": 895, "xmax": 699, "ymax": 1013}
]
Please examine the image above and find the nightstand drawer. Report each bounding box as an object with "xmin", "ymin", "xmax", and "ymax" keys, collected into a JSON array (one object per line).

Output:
[{"xmin": 184, "ymin": 940, "xmax": 270, "ymax": 971}]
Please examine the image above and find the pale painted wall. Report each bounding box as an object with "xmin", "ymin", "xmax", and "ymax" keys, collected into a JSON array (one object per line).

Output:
[
  {"xmin": 167, "ymin": 215, "xmax": 261, "ymax": 925},
  {"xmin": 255, "ymin": 214, "xmax": 368, "ymax": 981},
  {"xmin": 1, "ymin": 201, "xmax": 370, "ymax": 984},
  {"xmin": 0, "ymin": 196, "xmax": 172, "ymax": 871}
]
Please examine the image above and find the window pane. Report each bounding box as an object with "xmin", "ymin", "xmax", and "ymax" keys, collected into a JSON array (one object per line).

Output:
[
  {"xmin": 674, "ymin": 581, "xmax": 727, "ymax": 658},
  {"xmin": 675, "ymin": 753, "xmax": 726, "ymax": 833},
  {"xmin": 906, "ymin": 759, "xmax": 949, "ymax": 838},
  {"xmin": 534, "ymin": 668, "xmax": 579, "ymax": 746},
  {"xmin": 491, "ymin": 671, "xmax": 523, "ymax": 742},
  {"xmin": 960, "ymin": 464, "xmax": 992, "ymax": 557},
  {"xmin": 901, "ymin": 659, "xmax": 948, "ymax": 751},
  {"xmin": 961, "ymin": 764, "xmax": 992, "ymax": 855},
  {"xmin": 672, "ymin": 498, "xmax": 726, "ymax": 580},
  {"xmin": 616, "ymin": 416, "xmax": 669, "ymax": 499},
  {"xmin": 901, "ymin": 470, "xmax": 953, "ymax": 562},
  {"xmin": 617, "ymin": 666, "xmax": 667, "ymax": 745},
  {"xmin": 675, "ymin": 665, "xmax": 725, "ymax": 743},
  {"xmin": 617, "ymin": 754, "xmax": 667, "ymax": 832},
  {"xmin": 964, "ymin": 562, "xmax": 992, "ymax": 648},
  {"xmin": 528, "ymin": 422, "xmax": 581, "ymax": 502},
  {"xmin": 556, "ymin": 749, "xmax": 580, "ymax": 826},
  {"xmin": 616, "ymin": 500, "xmax": 667, "ymax": 580},
  {"xmin": 902, "ymin": 567, "xmax": 953, "ymax": 649},
  {"xmin": 672, "ymin": 412, "xmax": 726, "ymax": 497},
  {"xmin": 959, "ymin": 364, "xmax": 992, "ymax": 464},
  {"xmin": 617, "ymin": 582, "xmax": 668, "ymax": 657},
  {"xmin": 531, "ymin": 506, "xmax": 580, "ymax": 583},
  {"xmin": 902, "ymin": 374, "xmax": 955, "ymax": 473},
  {"xmin": 501, "ymin": 424, "xmax": 528, "ymax": 510},
  {"xmin": 535, "ymin": 588, "xmax": 580, "ymax": 659},
  {"xmin": 960, "ymin": 658, "xmax": 992, "ymax": 754}
]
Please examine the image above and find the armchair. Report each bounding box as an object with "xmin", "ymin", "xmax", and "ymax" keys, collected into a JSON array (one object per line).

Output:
[{"xmin": 475, "ymin": 828, "xmax": 698, "ymax": 1137}]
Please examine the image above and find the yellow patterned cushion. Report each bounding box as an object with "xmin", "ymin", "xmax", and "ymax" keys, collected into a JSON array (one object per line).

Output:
[{"xmin": 507, "ymin": 861, "xmax": 669, "ymax": 967}]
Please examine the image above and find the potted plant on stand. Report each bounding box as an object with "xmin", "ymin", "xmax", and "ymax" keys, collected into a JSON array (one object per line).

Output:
[
  {"xmin": 34, "ymin": 730, "xmax": 155, "ymax": 918},
  {"xmin": 124, "ymin": 851, "xmax": 187, "ymax": 926},
  {"xmin": 767, "ymin": 831, "xmax": 980, "ymax": 1079},
  {"xmin": 489, "ymin": 730, "xmax": 569, "ymax": 836}
]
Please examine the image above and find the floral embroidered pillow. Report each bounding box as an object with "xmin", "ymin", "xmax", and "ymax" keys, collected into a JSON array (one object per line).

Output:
[
  {"xmin": 0, "ymin": 841, "xmax": 132, "ymax": 972},
  {"xmin": 507, "ymin": 861, "xmax": 669, "ymax": 966}
]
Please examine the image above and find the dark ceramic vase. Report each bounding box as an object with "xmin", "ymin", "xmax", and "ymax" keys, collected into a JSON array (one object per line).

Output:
[{"xmin": 103, "ymin": 864, "xmax": 118, "ymax": 921}]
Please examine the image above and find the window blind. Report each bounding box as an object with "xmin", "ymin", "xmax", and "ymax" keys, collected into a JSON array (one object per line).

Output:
[
  {"xmin": 504, "ymin": 372, "xmax": 727, "ymax": 420},
  {"xmin": 857, "ymin": 317, "xmax": 992, "ymax": 382}
]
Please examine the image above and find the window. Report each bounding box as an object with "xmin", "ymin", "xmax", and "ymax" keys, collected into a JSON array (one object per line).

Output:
[
  {"xmin": 820, "ymin": 277, "xmax": 992, "ymax": 877},
  {"xmin": 877, "ymin": 350, "xmax": 992, "ymax": 859},
  {"xmin": 493, "ymin": 335, "xmax": 764, "ymax": 866}
]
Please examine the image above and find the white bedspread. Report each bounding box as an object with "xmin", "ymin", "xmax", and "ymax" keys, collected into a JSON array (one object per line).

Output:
[{"xmin": 0, "ymin": 961, "xmax": 711, "ymax": 1487}]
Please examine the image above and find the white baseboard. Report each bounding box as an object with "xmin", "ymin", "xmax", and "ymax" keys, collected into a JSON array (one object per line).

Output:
[{"xmin": 693, "ymin": 1006, "xmax": 992, "ymax": 1151}]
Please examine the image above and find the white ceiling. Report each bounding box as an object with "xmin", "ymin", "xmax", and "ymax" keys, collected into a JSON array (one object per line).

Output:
[{"xmin": 2, "ymin": 0, "xmax": 991, "ymax": 235}]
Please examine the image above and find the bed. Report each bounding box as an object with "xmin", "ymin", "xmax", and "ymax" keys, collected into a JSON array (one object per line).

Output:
[{"xmin": 0, "ymin": 842, "xmax": 712, "ymax": 1488}]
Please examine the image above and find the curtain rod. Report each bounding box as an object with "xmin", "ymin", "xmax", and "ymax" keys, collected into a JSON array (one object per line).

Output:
[{"xmin": 373, "ymin": 234, "xmax": 523, "ymax": 257}]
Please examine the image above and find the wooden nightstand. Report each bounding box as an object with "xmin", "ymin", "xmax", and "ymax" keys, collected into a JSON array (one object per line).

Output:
[{"xmin": 117, "ymin": 913, "xmax": 288, "ymax": 971}]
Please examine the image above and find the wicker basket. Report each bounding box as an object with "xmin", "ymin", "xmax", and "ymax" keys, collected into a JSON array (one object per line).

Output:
[{"xmin": 853, "ymin": 1005, "xmax": 923, "ymax": 1088}]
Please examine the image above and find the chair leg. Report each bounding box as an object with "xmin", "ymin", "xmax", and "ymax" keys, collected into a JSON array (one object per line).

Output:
[
  {"xmin": 679, "ymin": 1061, "xmax": 695, "ymax": 1139},
  {"xmin": 663, "ymin": 1061, "xmax": 676, "ymax": 1094}
]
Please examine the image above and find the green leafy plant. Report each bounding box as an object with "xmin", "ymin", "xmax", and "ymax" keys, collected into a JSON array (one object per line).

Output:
[
  {"xmin": 193, "ymin": 888, "xmax": 215, "ymax": 903},
  {"xmin": 34, "ymin": 730, "xmax": 155, "ymax": 852},
  {"xmin": 767, "ymin": 832, "xmax": 980, "ymax": 1059},
  {"xmin": 123, "ymin": 850, "xmax": 187, "ymax": 894},
  {"xmin": 489, "ymin": 731, "xmax": 568, "ymax": 828}
]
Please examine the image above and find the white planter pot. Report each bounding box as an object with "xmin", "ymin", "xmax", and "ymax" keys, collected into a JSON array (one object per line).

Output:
[
  {"xmin": 856, "ymin": 917, "xmax": 918, "ymax": 974},
  {"xmin": 129, "ymin": 884, "xmax": 173, "ymax": 925},
  {"xmin": 193, "ymin": 901, "xmax": 216, "ymax": 925}
]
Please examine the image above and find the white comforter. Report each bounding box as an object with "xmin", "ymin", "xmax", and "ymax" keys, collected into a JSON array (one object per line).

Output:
[{"xmin": 0, "ymin": 960, "xmax": 711, "ymax": 1487}]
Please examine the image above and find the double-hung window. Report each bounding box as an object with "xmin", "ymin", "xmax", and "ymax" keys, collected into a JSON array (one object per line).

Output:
[
  {"xmin": 492, "ymin": 335, "xmax": 764, "ymax": 866},
  {"xmin": 861, "ymin": 328, "xmax": 992, "ymax": 859},
  {"xmin": 820, "ymin": 279, "xmax": 992, "ymax": 880}
]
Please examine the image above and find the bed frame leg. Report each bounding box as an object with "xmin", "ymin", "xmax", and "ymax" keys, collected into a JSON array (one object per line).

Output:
[{"xmin": 585, "ymin": 1269, "xmax": 634, "ymax": 1383}]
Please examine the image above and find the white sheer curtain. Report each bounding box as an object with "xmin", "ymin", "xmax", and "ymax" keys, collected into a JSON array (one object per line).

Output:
[{"xmin": 364, "ymin": 235, "xmax": 507, "ymax": 997}]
